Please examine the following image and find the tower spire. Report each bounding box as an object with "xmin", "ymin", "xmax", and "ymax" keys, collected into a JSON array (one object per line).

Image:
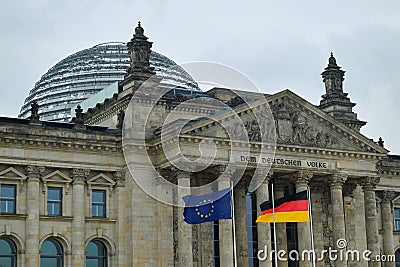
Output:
[
  {"xmin": 126, "ymin": 21, "xmax": 155, "ymax": 76},
  {"xmin": 319, "ymin": 53, "xmax": 366, "ymax": 131},
  {"xmin": 119, "ymin": 21, "xmax": 161, "ymax": 98}
]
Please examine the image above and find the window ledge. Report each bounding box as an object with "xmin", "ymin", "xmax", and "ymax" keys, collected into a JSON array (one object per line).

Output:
[
  {"xmin": 0, "ymin": 213, "xmax": 27, "ymax": 220},
  {"xmin": 85, "ymin": 217, "xmax": 117, "ymax": 223},
  {"xmin": 40, "ymin": 215, "xmax": 74, "ymax": 221}
]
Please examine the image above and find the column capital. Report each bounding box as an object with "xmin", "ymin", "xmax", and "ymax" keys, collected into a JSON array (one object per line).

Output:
[
  {"xmin": 25, "ymin": 165, "xmax": 45, "ymax": 181},
  {"xmin": 379, "ymin": 190, "xmax": 398, "ymax": 203},
  {"xmin": 113, "ymin": 171, "xmax": 125, "ymax": 187},
  {"xmin": 293, "ymin": 170, "xmax": 313, "ymax": 186},
  {"xmin": 360, "ymin": 176, "xmax": 380, "ymax": 191},
  {"xmin": 330, "ymin": 173, "xmax": 347, "ymax": 190},
  {"xmin": 72, "ymin": 169, "xmax": 90, "ymax": 184}
]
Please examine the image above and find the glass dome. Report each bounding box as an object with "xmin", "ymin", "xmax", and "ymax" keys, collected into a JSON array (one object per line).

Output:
[{"xmin": 19, "ymin": 42, "xmax": 201, "ymax": 122}]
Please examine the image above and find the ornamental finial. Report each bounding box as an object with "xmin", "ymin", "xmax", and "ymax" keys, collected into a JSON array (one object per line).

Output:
[{"xmin": 135, "ymin": 21, "xmax": 144, "ymax": 36}]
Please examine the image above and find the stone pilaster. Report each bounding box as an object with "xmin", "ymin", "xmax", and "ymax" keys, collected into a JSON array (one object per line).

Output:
[
  {"xmin": 71, "ymin": 169, "xmax": 90, "ymax": 267},
  {"xmin": 216, "ymin": 165, "xmax": 234, "ymax": 267},
  {"xmin": 330, "ymin": 173, "xmax": 347, "ymax": 267},
  {"xmin": 155, "ymin": 173, "xmax": 174, "ymax": 266},
  {"xmin": 293, "ymin": 171, "xmax": 312, "ymax": 267},
  {"xmin": 256, "ymin": 171, "xmax": 273, "ymax": 267},
  {"xmin": 199, "ymin": 222, "xmax": 213, "ymax": 267},
  {"xmin": 274, "ymin": 179, "xmax": 288, "ymax": 267},
  {"xmin": 234, "ymin": 181, "xmax": 248, "ymax": 267},
  {"xmin": 176, "ymin": 170, "xmax": 193, "ymax": 267},
  {"xmin": 361, "ymin": 177, "xmax": 381, "ymax": 267},
  {"xmin": 114, "ymin": 171, "xmax": 127, "ymax": 266},
  {"xmin": 380, "ymin": 191, "xmax": 397, "ymax": 267},
  {"xmin": 25, "ymin": 165, "xmax": 45, "ymax": 266}
]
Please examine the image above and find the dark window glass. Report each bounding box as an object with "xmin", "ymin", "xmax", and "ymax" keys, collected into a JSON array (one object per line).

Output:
[
  {"xmin": 86, "ymin": 240, "xmax": 107, "ymax": 267},
  {"xmin": 395, "ymin": 249, "xmax": 400, "ymax": 267},
  {"xmin": 92, "ymin": 190, "xmax": 106, "ymax": 218},
  {"xmin": 246, "ymin": 192, "xmax": 259, "ymax": 267},
  {"xmin": 0, "ymin": 185, "xmax": 16, "ymax": 214},
  {"xmin": 40, "ymin": 239, "xmax": 63, "ymax": 267},
  {"xmin": 395, "ymin": 208, "xmax": 400, "ymax": 231},
  {"xmin": 0, "ymin": 237, "xmax": 17, "ymax": 267},
  {"xmin": 47, "ymin": 187, "xmax": 62, "ymax": 216},
  {"xmin": 212, "ymin": 221, "xmax": 220, "ymax": 267}
]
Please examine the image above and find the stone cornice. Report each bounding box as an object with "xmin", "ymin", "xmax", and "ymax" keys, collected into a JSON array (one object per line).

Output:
[{"xmin": 0, "ymin": 131, "xmax": 121, "ymax": 154}]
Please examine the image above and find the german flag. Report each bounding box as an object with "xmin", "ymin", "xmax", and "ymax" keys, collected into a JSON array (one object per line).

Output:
[{"xmin": 256, "ymin": 190, "xmax": 309, "ymax": 223}]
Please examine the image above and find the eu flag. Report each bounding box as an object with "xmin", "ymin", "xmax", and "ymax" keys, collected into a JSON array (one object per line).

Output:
[{"xmin": 182, "ymin": 188, "xmax": 232, "ymax": 224}]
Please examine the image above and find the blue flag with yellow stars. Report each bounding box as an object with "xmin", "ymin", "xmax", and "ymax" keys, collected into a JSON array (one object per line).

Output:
[{"xmin": 182, "ymin": 188, "xmax": 232, "ymax": 224}]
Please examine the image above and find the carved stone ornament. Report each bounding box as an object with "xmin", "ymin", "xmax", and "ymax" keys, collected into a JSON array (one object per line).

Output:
[
  {"xmin": 25, "ymin": 165, "xmax": 45, "ymax": 180},
  {"xmin": 380, "ymin": 191, "xmax": 398, "ymax": 203},
  {"xmin": 72, "ymin": 169, "xmax": 90, "ymax": 178},
  {"xmin": 293, "ymin": 170, "xmax": 313, "ymax": 186},
  {"xmin": 271, "ymin": 103, "xmax": 338, "ymax": 148},
  {"xmin": 360, "ymin": 176, "xmax": 380, "ymax": 191},
  {"xmin": 330, "ymin": 173, "xmax": 348, "ymax": 189}
]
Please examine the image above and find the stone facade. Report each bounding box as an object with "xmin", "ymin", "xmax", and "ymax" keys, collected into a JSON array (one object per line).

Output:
[{"xmin": 1, "ymin": 23, "xmax": 400, "ymax": 267}]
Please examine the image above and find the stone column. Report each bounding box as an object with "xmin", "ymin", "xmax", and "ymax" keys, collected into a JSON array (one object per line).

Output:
[
  {"xmin": 176, "ymin": 170, "xmax": 193, "ymax": 267},
  {"xmin": 361, "ymin": 177, "xmax": 381, "ymax": 267},
  {"xmin": 330, "ymin": 173, "xmax": 347, "ymax": 267},
  {"xmin": 380, "ymin": 191, "xmax": 396, "ymax": 267},
  {"xmin": 234, "ymin": 181, "xmax": 248, "ymax": 267},
  {"xmin": 216, "ymin": 165, "xmax": 234, "ymax": 267},
  {"xmin": 293, "ymin": 171, "xmax": 312, "ymax": 267},
  {"xmin": 25, "ymin": 165, "xmax": 45, "ymax": 266},
  {"xmin": 274, "ymin": 179, "xmax": 288, "ymax": 267},
  {"xmin": 256, "ymin": 171, "xmax": 273, "ymax": 267},
  {"xmin": 71, "ymin": 169, "xmax": 90, "ymax": 267},
  {"xmin": 353, "ymin": 186, "xmax": 368, "ymax": 267},
  {"xmin": 343, "ymin": 182, "xmax": 358, "ymax": 267}
]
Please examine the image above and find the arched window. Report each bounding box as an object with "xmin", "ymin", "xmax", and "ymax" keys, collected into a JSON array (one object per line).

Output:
[
  {"xmin": 396, "ymin": 249, "xmax": 400, "ymax": 267},
  {"xmin": 86, "ymin": 240, "xmax": 107, "ymax": 267},
  {"xmin": 0, "ymin": 237, "xmax": 17, "ymax": 267},
  {"xmin": 40, "ymin": 239, "xmax": 63, "ymax": 267}
]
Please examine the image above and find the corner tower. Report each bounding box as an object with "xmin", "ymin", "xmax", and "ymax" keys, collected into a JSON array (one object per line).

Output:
[{"xmin": 319, "ymin": 53, "xmax": 366, "ymax": 131}]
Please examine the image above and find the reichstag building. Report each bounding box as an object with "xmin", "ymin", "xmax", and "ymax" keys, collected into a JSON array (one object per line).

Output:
[{"xmin": 0, "ymin": 22, "xmax": 400, "ymax": 267}]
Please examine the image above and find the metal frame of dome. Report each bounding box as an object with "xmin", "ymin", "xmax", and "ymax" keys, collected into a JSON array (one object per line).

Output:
[{"xmin": 19, "ymin": 42, "xmax": 200, "ymax": 122}]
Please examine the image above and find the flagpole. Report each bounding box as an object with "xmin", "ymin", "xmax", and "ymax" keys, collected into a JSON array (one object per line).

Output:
[
  {"xmin": 230, "ymin": 181, "xmax": 238, "ymax": 267},
  {"xmin": 307, "ymin": 186, "xmax": 316, "ymax": 267},
  {"xmin": 271, "ymin": 183, "xmax": 278, "ymax": 267}
]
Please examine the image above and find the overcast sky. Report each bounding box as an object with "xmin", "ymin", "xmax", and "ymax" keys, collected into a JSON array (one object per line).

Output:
[{"xmin": 0, "ymin": 0, "xmax": 399, "ymax": 153}]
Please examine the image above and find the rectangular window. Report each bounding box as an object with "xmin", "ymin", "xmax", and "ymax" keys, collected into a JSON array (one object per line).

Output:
[
  {"xmin": 395, "ymin": 208, "xmax": 400, "ymax": 231},
  {"xmin": 92, "ymin": 190, "xmax": 106, "ymax": 218},
  {"xmin": 0, "ymin": 184, "xmax": 16, "ymax": 214},
  {"xmin": 47, "ymin": 187, "xmax": 62, "ymax": 216}
]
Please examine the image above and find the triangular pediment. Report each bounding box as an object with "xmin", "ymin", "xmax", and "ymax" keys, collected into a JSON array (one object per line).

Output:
[
  {"xmin": 0, "ymin": 167, "xmax": 27, "ymax": 180},
  {"xmin": 87, "ymin": 173, "xmax": 116, "ymax": 186},
  {"xmin": 170, "ymin": 89, "xmax": 387, "ymax": 154},
  {"xmin": 42, "ymin": 170, "xmax": 72, "ymax": 183}
]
